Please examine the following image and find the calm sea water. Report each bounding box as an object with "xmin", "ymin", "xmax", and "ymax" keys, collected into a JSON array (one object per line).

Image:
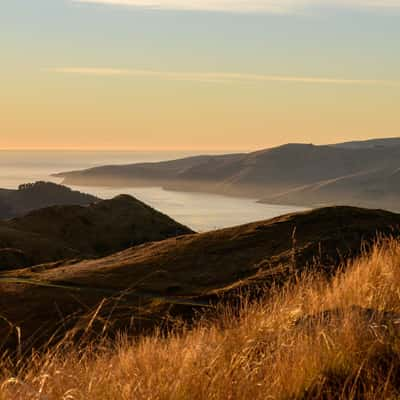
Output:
[{"xmin": 0, "ymin": 150, "xmax": 307, "ymax": 232}]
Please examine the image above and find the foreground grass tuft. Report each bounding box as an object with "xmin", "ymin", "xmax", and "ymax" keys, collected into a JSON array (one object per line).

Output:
[{"xmin": 2, "ymin": 240, "xmax": 400, "ymax": 399}]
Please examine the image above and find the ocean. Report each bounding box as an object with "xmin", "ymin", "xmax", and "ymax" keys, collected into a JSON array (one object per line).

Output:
[{"xmin": 0, "ymin": 150, "xmax": 307, "ymax": 232}]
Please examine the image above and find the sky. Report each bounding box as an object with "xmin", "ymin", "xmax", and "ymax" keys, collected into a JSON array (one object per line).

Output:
[{"xmin": 1, "ymin": 0, "xmax": 400, "ymax": 150}]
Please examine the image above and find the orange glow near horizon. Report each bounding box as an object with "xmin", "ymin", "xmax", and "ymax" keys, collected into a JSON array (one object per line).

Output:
[
  {"xmin": 2, "ymin": 2, "xmax": 399, "ymax": 150},
  {"xmin": 2, "ymin": 73, "xmax": 398, "ymax": 151}
]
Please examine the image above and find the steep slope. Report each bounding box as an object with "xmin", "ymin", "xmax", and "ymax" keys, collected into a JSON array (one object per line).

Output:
[
  {"xmin": 0, "ymin": 195, "xmax": 193, "ymax": 270},
  {"xmin": 55, "ymin": 140, "xmax": 400, "ymax": 210},
  {"xmin": 0, "ymin": 181, "xmax": 99, "ymax": 219},
  {"xmin": 1, "ymin": 206, "xmax": 400, "ymax": 351}
]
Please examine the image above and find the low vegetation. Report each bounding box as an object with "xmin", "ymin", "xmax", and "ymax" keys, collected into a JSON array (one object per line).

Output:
[
  {"xmin": 2, "ymin": 239, "xmax": 400, "ymax": 399},
  {"xmin": 2, "ymin": 206, "xmax": 398, "ymax": 352}
]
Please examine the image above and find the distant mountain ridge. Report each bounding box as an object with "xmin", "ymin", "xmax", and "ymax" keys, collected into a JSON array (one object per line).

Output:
[
  {"xmin": 0, "ymin": 181, "xmax": 99, "ymax": 219},
  {"xmin": 333, "ymin": 137, "xmax": 400, "ymax": 149},
  {"xmin": 56, "ymin": 138, "xmax": 400, "ymax": 211}
]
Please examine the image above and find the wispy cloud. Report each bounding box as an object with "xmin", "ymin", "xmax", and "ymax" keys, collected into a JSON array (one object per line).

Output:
[
  {"xmin": 72, "ymin": 0, "xmax": 400, "ymax": 13},
  {"xmin": 46, "ymin": 67, "xmax": 400, "ymax": 86}
]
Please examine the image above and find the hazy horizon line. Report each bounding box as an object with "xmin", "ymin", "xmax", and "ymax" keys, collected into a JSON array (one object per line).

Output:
[
  {"xmin": 3, "ymin": 137, "xmax": 398, "ymax": 152},
  {"xmin": 0, "ymin": 147, "xmax": 250, "ymax": 153}
]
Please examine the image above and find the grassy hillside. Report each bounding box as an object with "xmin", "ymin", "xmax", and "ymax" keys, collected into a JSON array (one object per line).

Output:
[
  {"xmin": 2, "ymin": 239, "xmax": 400, "ymax": 399},
  {"xmin": 1, "ymin": 206, "xmax": 399, "ymax": 354},
  {"xmin": 0, "ymin": 194, "xmax": 193, "ymax": 270}
]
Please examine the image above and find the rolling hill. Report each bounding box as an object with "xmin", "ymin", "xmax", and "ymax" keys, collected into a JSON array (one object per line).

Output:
[
  {"xmin": 0, "ymin": 194, "xmax": 193, "ymax": 270},
  {"xmin": 260, "ymin": 167, "xmax": 400, "ymax": 210},
  {"xmin": 55, "ymin": 138, "xmax": 400, "ymax": 211},
  {"xmin": 1, "ymin": 206, "xmax": 400, "ymax": 352},
  {"xmin": 0, "ymin": 181, "xmax": 99, "ymax": 219}
]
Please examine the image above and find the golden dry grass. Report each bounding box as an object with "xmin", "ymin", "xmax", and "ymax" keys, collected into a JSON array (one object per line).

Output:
[{"xmin": 2, "ymin": 239, "xmax": 400, "ymax": 399}]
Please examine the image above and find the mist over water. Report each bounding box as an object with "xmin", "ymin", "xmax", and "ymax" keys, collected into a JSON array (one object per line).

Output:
[
  {"xmin": 0, "ymin": 150, "xmax": 202, "ymax": 189},
  {"xmin": 0, "ymin": 150, "xmax": 307, "ymax": 232}
]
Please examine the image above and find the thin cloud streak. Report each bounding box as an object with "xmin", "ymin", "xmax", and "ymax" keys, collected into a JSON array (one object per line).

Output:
[
  {"xmin": 72, "ymin": 0, "xmax": 400, "ymax": 13},
  {"xmin": 47, "ymin": 67, "xmax": 400, "ymax": 87}
]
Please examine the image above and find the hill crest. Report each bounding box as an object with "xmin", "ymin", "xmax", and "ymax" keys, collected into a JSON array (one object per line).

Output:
[
  {"xmin": 55, "ymin": 138, "xmax": 400, "ymax": 211},
  {"xmin": 0, "ymin": 194, "xmax": 193, "ymax": 270},
  {"xmin": 1, "ymin": 205, "xmax": 400, "ymax": 351},
  {"xmin": 0, "ymin": 181, "xmax": 99, "ymax": 219}
]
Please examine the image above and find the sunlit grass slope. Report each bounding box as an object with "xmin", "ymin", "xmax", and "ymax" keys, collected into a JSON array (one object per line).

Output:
[
  {"xmin": 2, "ymin": 239, "xmax": 400, "ymax": 399},
  {"xmin": 2, "ymin": 206, "xmax": 399, "ymax": 353}
]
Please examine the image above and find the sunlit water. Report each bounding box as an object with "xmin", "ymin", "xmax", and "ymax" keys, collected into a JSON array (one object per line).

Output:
[{"xmin": 0, "ymin": 151, "xmax": 307, "ymax": 232}]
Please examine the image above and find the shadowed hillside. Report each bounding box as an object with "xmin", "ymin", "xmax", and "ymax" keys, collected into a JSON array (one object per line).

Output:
[
  {"xmin": 260, "ymin": 167, "xmax": 400, "ymax": 210},
  {"xmin": 0, "ymin": 181, "xmax": 99, "ymax": 219},
  {"xmin": 55, "ymin": 138, "xmax": 400, "ymax": 211},
  {"xmin": 0, "ymin": 195, "xmax": 193, "ymax": 270},
  {"xmin": 1, "ymin": 206, "xmax": 400, "ymax": 353}
]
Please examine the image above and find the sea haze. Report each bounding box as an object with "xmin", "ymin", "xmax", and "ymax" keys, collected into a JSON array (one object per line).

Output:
[{"xmin": 0, "ymin": 150, "xmax": 307, "ymax": 232}]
